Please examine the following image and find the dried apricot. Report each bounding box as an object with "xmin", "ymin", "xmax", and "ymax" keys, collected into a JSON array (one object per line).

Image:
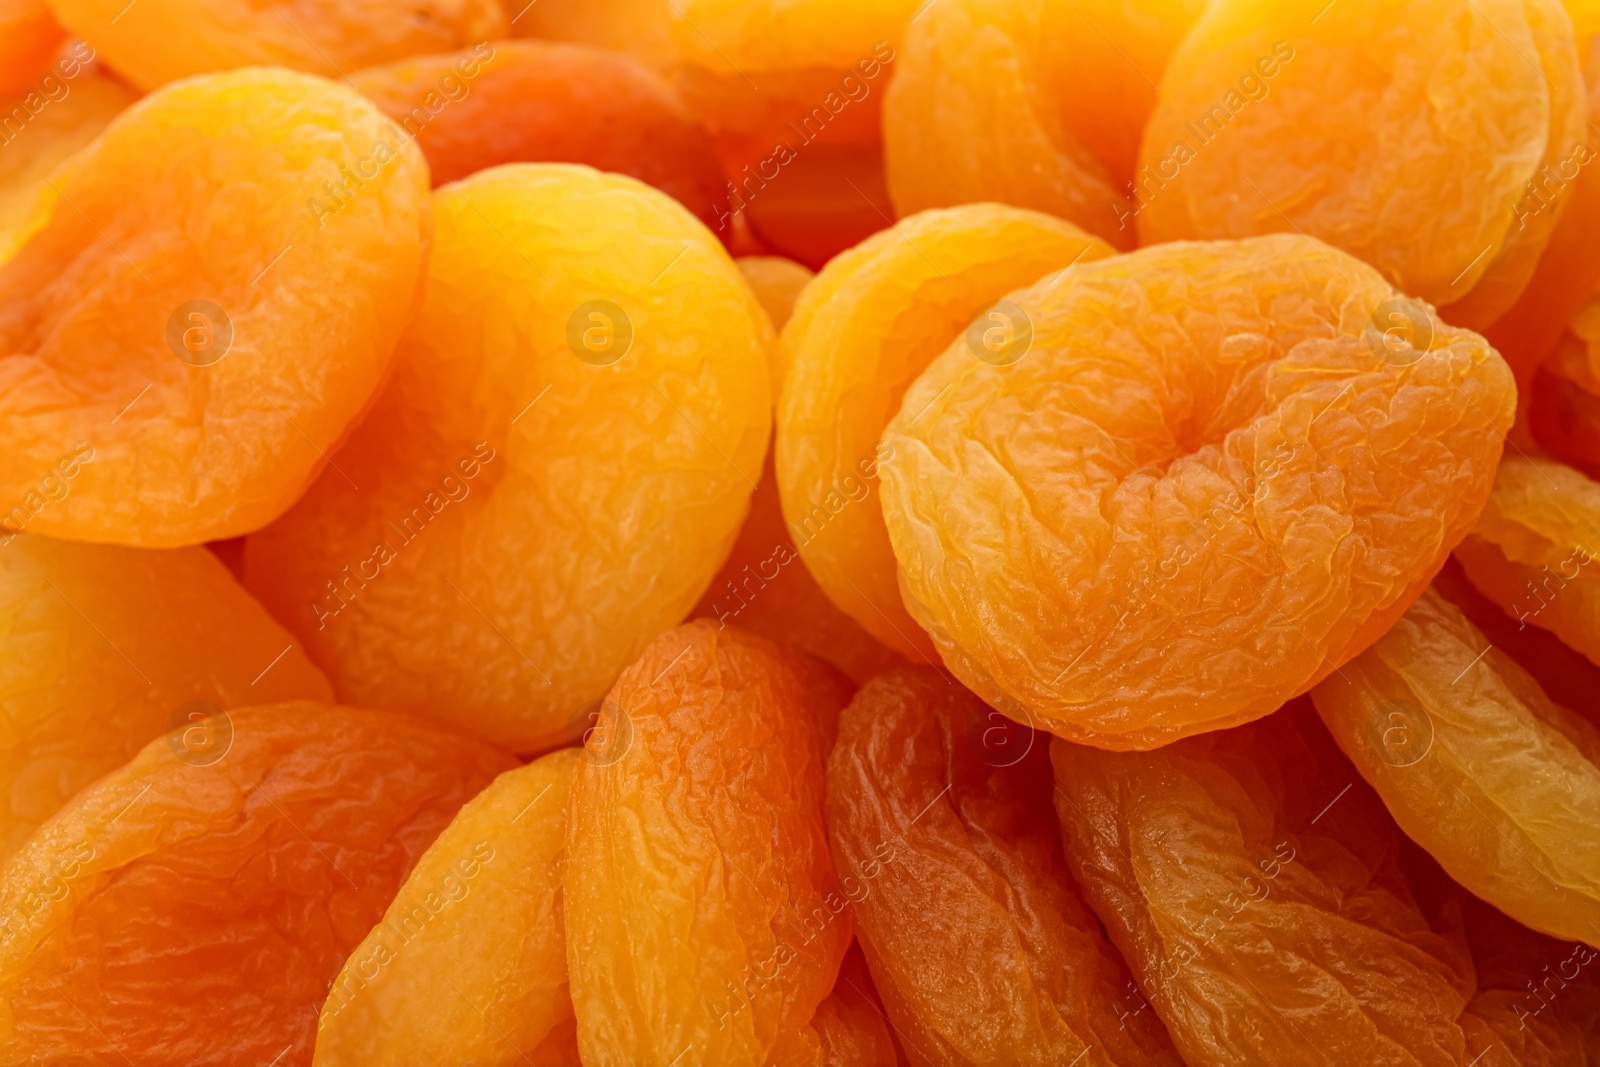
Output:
[
  {"xmin": 884, "ymin": 0, "xmax": 1206, "ymax": 247},
  {"xmin": 1138, "ymin": 0, "xmax": 1585, "ymax": 329},
  {"xmin": 314, "ymin": 749, "xmax": 580, "ymax": 1067},
  {"xmin": 879, "ymin": 234, "xmax": 1514, "ymax": 749},
  {"xmin": 511, "ymin": 0, "xmax": 674, "ymax": 71},
  {"xmin": 778, "ymin": 204, "xmax": 1113, "ymax": 663},
  {"xmin": 1311, "ymin": 575, "xmax": 1600, "ymax": 946},
  {"xmin": 564, "ymin": 621, "xmax": 854, "ymax": 1066},
  {"xmin": 243, "ymin": 164, "xmax": 771, "ymax": 753},
  {"xmin": 44, "ymin": 0, "xmax": 507, "ymax": 90},
  {"xmin": 1530, "ymin": 346, "xmax": 1600, "ymax": 477},
  {"xmin": 738, "ymin": 254, "xmax": 814, "ymax": 366},
  {"xmin": 776, "ymin": 944, "xmax": 899, "ymax": 1067},
  {"xmin": 1051, "ymin": 703, "xmax": 1483, "ymax": 1065},
  {"xmin": 0, "ymin": 0, "xmax": 65, "ymax": 98},
  {"xmin": 349, "ymin": 40, "xmax": 727, "ymax": 229},
  {"xmin": 0, "ymin": 67, "xmax": 429, "ymax": 547},
  {"xmin": 0, "ymin": 701, "xmax": 513, "ymax": 1065},
  {"xmin": 826, "ymin": 667, "xmax": 1182, "ymax": 1066},
  {"xmin": 0, "ymin": 533, "xmax": 330, "ymax": 860}
]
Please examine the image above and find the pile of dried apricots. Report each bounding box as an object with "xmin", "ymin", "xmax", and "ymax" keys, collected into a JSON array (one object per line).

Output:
[{"xmin": 3, "ymin": 0, "xmax": 1600, "ymax": 1062}]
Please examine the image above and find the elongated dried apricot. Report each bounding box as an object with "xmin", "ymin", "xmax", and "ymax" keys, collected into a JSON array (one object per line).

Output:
[
  {"xmin": 884, "ymin": 0, "xmax": 1205, "ymax": 246},
  {"xmin": 45, "ymin": 0, "xmax": 507, "ymax": 90},
  {"xmin": 1051, "ymin": 704, "xmax": 1484, "ymax": 1065},
  {"xmin": 315, "ymin": 749, "xmax": 580, "ymax": 1067},
  {"xmin": 0, "ymin": 0, "xmax": 65, "ymax": 98},
  {"xmin": 879, "ymin": 234, "xmax": 1514, "ymax": 749},
  {"xmin": 0, "ymin": 701, "xmax": 513, "ymax": 1065},
  {"xmin": 778, "ymin": 204, "xmax": 1113, "ymax": 663},
  {"xmin": 0, "ymin": 67, "xmax": 428, "ymax": 547},
  {"xmin": 1530, "ymin": 343, "xmax": 1600, "ymax": 476},
  {"xmin": 0, "ymin": 533, "xmax": 330, "ymax": 860},
  {"xmin": 243, "ymin": 164, "xmax": 771, "ymax": 753},
  {"xmin": 1139, "ymin": 0, "xmax": 1584, "ymax": 329},
  {"xmin": 827, "ymin": 667, "xmax": 1181, "ymax": 1066},
  {"xmin": 350, "ymin": 40, "xmax": 727, "ymax": 229},
  {"xmin": 775, "ymin": 944, "xmax": 899, "ymax": 1067},
  {"xmin": 564, "ymin": 621, "xmax": 854, "ymax": 1066}
]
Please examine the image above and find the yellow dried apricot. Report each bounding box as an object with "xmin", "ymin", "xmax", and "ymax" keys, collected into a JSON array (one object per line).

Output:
[
  {"xmin": 827, "ymin": 667, "xmax": 1182, "ymax": 1066},
  {"xmin": 884, "ymin": 0, "xmax": 1206, "ymax": 247},
  {"xmin": 0, "ymin": 701, "xmax": 514, "ymax": 1065},
  {"xmin": 0, "ymin": 0, "xmax": 65, "ymax": 98},
  {"xmin": 0, "ymin": 67, "xmax": 429, "ymax": 547},
  {"xmin": 44, "ymin": 0, "xmax": 507, "ymax": 90},
  {"xmin": 0, "ymin": 533, "xmax": 330, "ymax": 861},
  {"xmin": 778, "ymin": 204, "xmax": 1113, "ymax": 663},
  {"xmin": 879, "ymin": 234, "xmax": 1514, "ymax": 749},
  {"xmin": 243, "ymin": 164, "xmax": 771, "ymax": 753},
  {"xmin": 737, "ymin": 255, "xmax": 813, "ymax": 374},
  {"xmin": 315, "ymin": 749, "xmax": 580, "ymax": 1067},
  {"xmin": 564, "ymin": 622, "xmax": 855, "ymax": 1066}
]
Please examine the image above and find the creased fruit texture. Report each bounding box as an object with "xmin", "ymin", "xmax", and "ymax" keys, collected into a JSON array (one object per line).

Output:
[
  {"xmin": 243, "ymin": 164, "xmax": 771, "ymax": 753},
  {"xmin": 793, "ymin": 944, "xmax": 898, "ymax": 1067},
  {"xmin": 0, "ymin": 67, "xmax": 429, "ymax": 548},
  {"xmin": 879, "ymin": 234, "xmax": 1514, "ymax": 750},
  {"xmin": 826, "ymin": 667, "xmax": 1181, "ymax": 1066},
  {"xmin": 0, "ymin": 534, "xmax": 330, "ymax": 862},
  {"xmin": 1051, "ymin": 705, "xmax": 1485, "ymax": 1066},
  {"xmin": 1138, "ymin": 0, "xmax": 1584, "ymax": 329},
  {"xmin": 44, "ymin": 0, "xmax": 507, "ymax": 90},
  {"xmin": 0, "ymin": 701, "xmax": 513, "ymax": 1066},
  {"xmin": 564, "ymin": 622, "xmax": 854, "ymax": 1067},
  {"xmin": 1312, "ymin": 583, "xmax": 1600, "ymax": 947},
  {"xmin": 778, "ymin": 203, "xmax": 1113, "ymax": 664},
  {"xmin": 314, "ymin": 749, "xmax": 581, "ymax": 1067}
]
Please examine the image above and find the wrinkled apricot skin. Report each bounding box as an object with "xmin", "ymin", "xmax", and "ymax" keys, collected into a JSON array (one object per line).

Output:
[
  {"xmin": 879, "ymin": 234, "xmax": 1514, "ymax": 750},
  {"xmin": 884, "ymin": 0, "xmax": 1205, "ymax": 247},
  {"xmin": 777, "ymin": 204, "xmax": 1113, "ymax": 664},
  {"xmin": 0, "ymin": 67, "xmax": 429, "ymax": 548},
  {"xmin": 564, "ymin": 622, "xmax": 854, "ymax": 1067},
  {"xmin": 794, "ymin": 945, "xmax": 899, "ymax": 1067},
  {"xmin": 350, "ymin": 40, "xmax": 727, "ymax": 229},
  {"xmin": 1311, "ymin": 585, "xmax": 1600, "ymax": 948},
  {"xmin": 1052, "ymin": 706, "xmax": 1485, "ymax": 1066},
  {"xmin": 244, "ymin": 164, "xmax": 771, "ymax": 753},
  {"xmin": 827, "ymin": 668, "xmax": 1181, "ymax": 1067},
  {"xmin": 44, "ymin": 0, "xmax": 507, "ymax": 90},
  {"xmin": 0, "ymin": 702, "xmax": 513, "ymax": 1066},
  {"xmin": 0, "ymin": 0, "xmax": 66, "ymax": 98},
  {"xmin": 1139, "ymin": 0, "xmax": 1584, "ymax": 328},
  {"xmin": 0, "ymin": 534, "xmax": 330, "ymax": 861},
  {"xmin": 315, "ymin": 749, "xmax": 581, "ymax": 1067}
]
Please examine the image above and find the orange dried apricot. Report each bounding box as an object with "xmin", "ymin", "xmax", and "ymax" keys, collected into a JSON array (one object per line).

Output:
[
  {"xmin": 1138, "ymin": 0, "xmax": 1585, "ymax": 330},
  {"xmin": 44, "ymin": 0, "xmax": 507, "ymax": 90},
  {"xmin": 511, "ymin": 0, "xmax": 675, "ymax": 71},
  {"xmin": 827, "ymin": 667, "xmax": 1182, "ymax": 1066},
  {"xmin": 737, "ymin": 255, "xmax": 813, "ymax": 358},
  {"xmin": 350, "ymin": 40, "xmax": 727, "ymax": 229},
  {"xmin": 1311, "ymin": 578, "xmax": 1600, "ymax": 946},
  {"xmin": 879, "ymin": 234, "xmax": 1514, "ymax": 749},
  {"xmin": 314, "ymin": 749, "xmax": 580, "ymax": 1066},
  {"xmin": 1051, "ymin": 703, "xmax": 1484, "ymax": 1065},
  {"xmin": 884, "ymin": 0, "xmax": 1206, "ymax": 247},
  {"xmin": 0, "ymin": 67, "xmax": 429, "ymax": 548},
  {"xmin": 243, "ymin": 164, "xmax": 771, "ymax": 753},
  {"xmin": 564, "ymin": 621, "xmax": 854, "ymax": 1066},
  {"xmin": 0, "ymin": 0, "xmax": 65, "ymax": 98},
  {"xmin": 776, "ymin": 944, "xmax": 899, "ymax": 1067},
  {"xmin": 0, "ymin": 533, "xmax": 330, "ymax": 861},
  {"xmin": 778, "ymin": 204, "xmax": 1113, "ymax": 664},
  {"xmin": 1530, "ymin": 345, "xmax": 1600, "ymax": 476},
  {"xmin": 0, "ymin": 701, "xmax": 513, "ymax": 1065}
]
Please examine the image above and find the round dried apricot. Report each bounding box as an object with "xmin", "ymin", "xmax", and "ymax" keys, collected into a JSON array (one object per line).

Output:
[
  {"xmin": 737, "ymin": 255, "xmax": 813, "ymax": 368},
  {"xmin": 827, "ymin": 667, "xmax": 1182, "ymax": 1066},
  {"xmin": 243, "ymin": 164, "xmax": 771, "ymax": 753},
  {"xmin": 0, "ymin": 0, "xmax": 65, "ymax": 98},
  {"xmin": 349, "ymin": 40, "xmax": 727, "ymax": 229},
  {"xmin": 44, "ymin": 0, "xmax": 507, "ymax": 90},
  {"xmin": 884, "ymin": 0, "xmax": 1205, "ymax": 247},
  {"xmin": 879, "ymin": 234, "xmax": 1515, "ymax": 750},
  {"xmin": 512, "ymin": 0, "xmax": 675, "ymax": 71},
  {"xmin": 1051, "ymin": 704, "xmax": 1483, "ymax": 1065},
  {"xmin": 1311, "ymin": 579, "xmax": 1600, "ymax": 947},
  {"xmin": 0, "ymin": 67, "xmax": 429, "ymax": 548},
  {"xmin": 778, "ymin": 203, "xmax": 1113, "ymax": 663},
  {"xmin": 0, "ymin": 533, "xmax": 330, "ymax": 861},
  {"xmin": 564, "ymin": 621, "xmax": 855, "ymax": 1066},
  {"xmin": 1138, "ymin": 0, "xmax": 1585, "ymax": 330},
  {"xmin": 0, "ymin": 701, "xmax": 514, "ymax": 1065},
  {"xmin": 314, "ymin": 749, "xmax": 580, "ymax": 1067}
]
